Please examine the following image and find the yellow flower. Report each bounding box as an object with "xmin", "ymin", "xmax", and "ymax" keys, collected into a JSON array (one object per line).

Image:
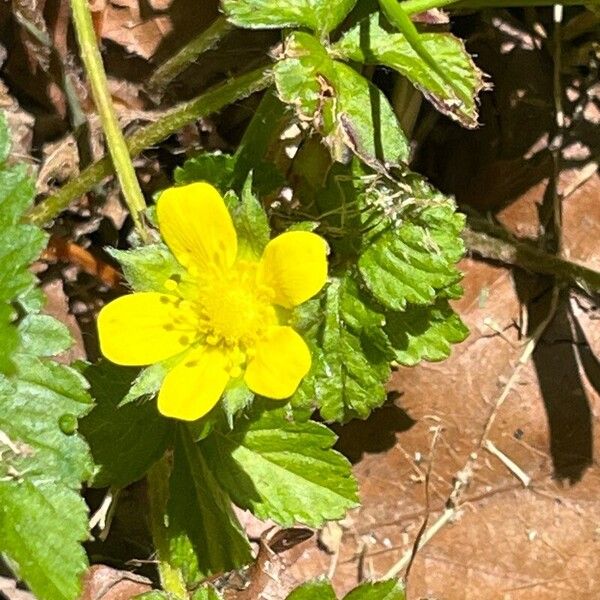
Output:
[{"xmin": 97, "ymin": 182, "xmax": 328, "ymax": 421}]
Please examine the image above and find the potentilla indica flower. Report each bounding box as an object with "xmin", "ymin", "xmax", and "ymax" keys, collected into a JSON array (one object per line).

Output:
[{"xmin": 98, "ymin": 182, "xmax": 328, "ymax": 421}]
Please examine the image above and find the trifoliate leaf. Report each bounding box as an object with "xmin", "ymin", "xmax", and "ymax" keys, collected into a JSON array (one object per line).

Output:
[
  {"xmin": 343, "ymin": 579, "xmax": 406, "ymax": 599},
  {"xmin": 386, "ymin": 299, "xmax": 468, "ymax": 365},
  {"xmin": 165, "ymin": 427, "xmax": 252, "ymax": 584},
  {"xmin": 274, "ymin": 32, "xmax": 409, "ymax": 169},
  {"xmin": 200, "ymin": 401, "xmax": 358, "ymax": 527},
  {"xmin": 334, "ymin": 13, "xmax": 486, "ymax": 128},
  {"xmin": 358, "ymin": 203, "xmax": 465, "ymax": 310},
  {"xmin": 79, "ymin": 361, "xmax": 173, "ymax": 488},
  {"xmin": 286, "ymin": 580, "xmax": 337, "ymax": 600},
  {"xmin": 108, "ymin": 243, "xmax": 184, "ymax": 293},
  {"xmin": 222, "ymin": 0, "xmax": 357, "ymax": 34}
]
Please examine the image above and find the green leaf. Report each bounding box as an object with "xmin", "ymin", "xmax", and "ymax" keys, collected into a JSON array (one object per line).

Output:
[
  {"xmin": 0, "ymin": 304, "xmax": 19, "ymax": 375},
  {"xmin": 274, "ymin": 32, "xmax": 409, "ymax": 168},
  {"xmin": 174, "ymin": 152, "xmax": 236, "ymax": 192},
  {"xmin": 286, "ymin": 580, "xmax": 337, "ymax": 600},
  {"xmin": 165, "ymin": 426, "xmax": 252, "ymax": 584},
  {"xmin": 200, "ymin": 401, "xmax": 358, "ymax": 527},
  {"xmin": 135, "ymin": 586, "xmax": 223, "ymax": 600},
  {"xmin": 228, "ymin": 176, "xmax": 270, "ymax": 259},
  {"xmin": 333, "ymin": 14, "xmax": 486, "ymax": 128},
  {"xmin": 17, "ymin": 314, "xmax": 72, "ymax": 357},
  {"xmin": 108, "ymin": 243, "xmax": 185, "ymax": 293},
  {"xmin": 0, "ymin": 354, "xmax": 92, "ymax": 600},
  {"xmin": 0, "ymin": 163, "xmax": 37, "ymax": 229},
  {"xmin": 79, "ymin": 361, "xmax": 173, "ymax": 488},
  {"xmin": 330, "ymin": 61, "xmax": 409, "ymax": 169},
  {"xmin": 0, "ymin": 112, "xmax": 92, "ymax": 600},
  {"xmin": 386, "ymin": 299, "xmax": 468, "ymax": 366},
  {"xmin": 192, "ymin": 587, "xmax": 223, "ymax": 600},
  {"xmin": 222, "ymin": 0, "xmax": 357, "ymax": 34},
  {"xmin": 358, "ymin": 203, "xmax": 465, "ymax": 310},
  {"xmin": 340, "ymin": 275, "xmax": 394, "ymax": 359},
  {"xmin": 343, "ymin": 579, "xmax": 405, "ymax": 599},
  {"xmin": 293, "ymin": 279, "xmax": 390, "ymax": 423}
]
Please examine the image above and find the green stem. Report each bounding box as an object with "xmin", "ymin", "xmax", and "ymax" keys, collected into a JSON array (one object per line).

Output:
[
  {"xmin": 146, "ymin": 455, "xmax": 188, "ymax": 597},
  {"xmin": 401, "ymin": 0, "xmax": 588, "ymax": 14},
  {"xmin": 379, "ymin": 0, "xmax": 456, "ymax": 89},
  {"xmin": 70, "ymin": 0, "xmax": 149, "ymax": 241},
  {"xmin": 147, "ymin": 16, "xmax": 234, "ymax": 95},
  {"xmin": 26, "ymin": 66, "xmax": 273, "ymax": 227}
]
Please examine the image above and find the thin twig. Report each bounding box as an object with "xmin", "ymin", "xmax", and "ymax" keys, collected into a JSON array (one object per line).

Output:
[
  {"xmin": 403, "ymin": 426, "xmax": 442, "ymax": 583},
  {"xmin": 70, "ymin": 0, "xmax": 149, "ymax": 241},
  {"xmin": 382, "ymin": 508, "xmax": 455, "ymax": 579}
]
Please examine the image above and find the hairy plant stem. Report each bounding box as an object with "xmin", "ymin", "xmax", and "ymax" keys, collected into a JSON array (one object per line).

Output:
[
  {"xmin": 147, "ymin": 16, "xmax": 234, "ymax": 95},
  {"xmin": 26, "ymin": 66, "xmax": 273, "ymax": 227},
  {"xmin": 401, "ymin": 0, "xmax": 587, "ymax": 14},
  {"xmin": 70, "ymin": 0, "xmax": 149, "ymax": 241},
  {"xmin": 463, "ymin": 220, "xmax": 600, "ymax": 293}
]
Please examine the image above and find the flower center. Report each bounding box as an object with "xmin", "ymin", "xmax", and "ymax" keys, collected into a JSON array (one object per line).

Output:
[{"xmin": 196, "ymin": 262, "xmax": 276, "ymax": 349}]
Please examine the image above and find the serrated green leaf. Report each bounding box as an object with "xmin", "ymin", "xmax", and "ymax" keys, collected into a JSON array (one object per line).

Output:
[
  {"xmin": 340, "ymin": 275, "xmax": 394, "ymax": 359},
  {"xmin": 274, "ymin": 32, "xmax": 408, "ymax": 169},
  {"xmin": 286, "ymin": 580, "xmax": 337, "ymax": 600},
  {"xmin": 296, "ymin": 279, "xmax": 389, "ymax": 423},
  {"xmin": 17, "ymin": 314, "xmax": 72, "ymax": 357},
  {"xmin": 0, "ymin": 354, "xmax": 92, "ymax": 600},
  {"xmin": 174, "ymin": 152, "xmax": 236, "ymax": 191},
  {"xmin": 0, "ymin": 114, "xmax": 92, "ymax": 600},
  {"xmin": 0, "ymin": 223, "xmax": 46, "ymax": 303},
  {"xmin": 165, "ymin": 426, "xmax": 252, "ymax": 584},
  {"xmin": 358, "ymin": 203, "xmax": 465, "ymax": 310},
  {"xmin": 343, "ymin": 579, "xmax": 405, "ymax": 599},
  {"xmin": 79, "ymin": 361, "xmax": 173, "ymax": 488},
  {"xmin": 200, "ymin": 401, "xmax": 358, "ymax": 526},
  {"xmin": 108, "ymin": 243, "xmax": 185, "ymax": 293},
  {"xmin": 222, "ymin": 0, "xmax": 357, "ymax": 33},
  {"xmin": 386, "ymin": 299, "xmax": 468, "ymax": 366},
  {"xmin": 334, "ymin": 14, "xmax": 485, "ymax": 128}
]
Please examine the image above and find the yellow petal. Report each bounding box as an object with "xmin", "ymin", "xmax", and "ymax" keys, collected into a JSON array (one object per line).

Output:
[
  {"xmin": 98, "ymin": 292, "xmax": 197, "ymax": 366},
  {"xmin": 245, "ymin": 326, "xmax": 311, "ymax": 399},
  {"xmin": 158, "ymin": 348, "xmax": 229, "ymax": 421},
  {"xmin": 157, "ymin": 182, "xmax": 237, "ymax": 273},
  {"xmin": 258, "ymin": 231, "xmax": 328, "ymax": 308}
]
